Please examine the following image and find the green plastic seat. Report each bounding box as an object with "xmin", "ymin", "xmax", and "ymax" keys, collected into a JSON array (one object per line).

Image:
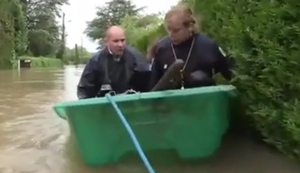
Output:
[{"xmin": 53, "ymin": 85, "xmax": 237, "ymax": 166}]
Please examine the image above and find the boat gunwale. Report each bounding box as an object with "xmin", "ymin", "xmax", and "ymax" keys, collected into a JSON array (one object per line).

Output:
[{"xmin": 53, "ymin": 85, "xmax": 236, "ymax": 109}]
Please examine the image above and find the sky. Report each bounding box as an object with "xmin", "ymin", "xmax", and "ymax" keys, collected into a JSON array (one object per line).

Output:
[{"xmin": 61, "ymin": 0, "xmax": 179, "ymax": 52}]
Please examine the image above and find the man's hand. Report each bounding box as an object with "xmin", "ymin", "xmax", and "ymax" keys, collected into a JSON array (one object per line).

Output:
[
  {"xmin": 187, "ymin": 70, "xmax": 215, "ymax": 87},
  {"xmin": 190, "ymin": 70, "xmax": 210, "ymax": 81}
]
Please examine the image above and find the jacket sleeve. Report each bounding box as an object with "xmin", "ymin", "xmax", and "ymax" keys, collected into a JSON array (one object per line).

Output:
[
  {"xmin": 77, "ymin": 56, "xmax": 100, "ymax": 99},
  {"xmin": 213, "ymin": 43, "xmax": 232, "ymax": 80},
  {"xmin": 150, "ymin": 57, "xmax": 163, "ymax": 89}
]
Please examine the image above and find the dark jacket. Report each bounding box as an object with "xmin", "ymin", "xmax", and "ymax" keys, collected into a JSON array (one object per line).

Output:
[
  {"xmin": 77, "ymin": 46, "xmax": 150, "ymax": 99},
  {"xmin": 150, "ymin": 33, "xmax": 232, "ymax": 89}
]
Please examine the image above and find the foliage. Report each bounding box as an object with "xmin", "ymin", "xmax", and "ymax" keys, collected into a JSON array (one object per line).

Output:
[
  {"xmin": 189, "ymin": 0, "xmax": 300, "ymax": 160},
  {"xmin": 128, "ymin": 0, "xmax": 300, "ymax": 161},
  {"xmin": 0, "ymin": 0, "xmax": 68, "ymax": 69},
  {"xmin": 56, "ymin": 12, "xmax": 66, "ymax": 60},
  {"xmin": 19, "ymin": 56, "xmax": 62, "ymax": 68},
  {"xmin": 85, "ymin": 0, "xmax": 144, "ymax": 40},
  {"xmin": 21, "ymin": 0, "xmax": 68, "ymax": 57},
  {"xmin": 27, "ymin": 29, "xmax": 57, "ymax": 56},
  {"xmin": 63, "ymin": 45, "xmax": 91, "ymax": 64},
  {"xmin": 120, "ymin": 14, "xmax": 163, "ymax": 52},
  {"xmin": 14, "ymin": 1, "xmax": 28, "ymax": 56},
  {"xmin": 0, "ymin": 0, "xmax": 27, "ymax": 69}
]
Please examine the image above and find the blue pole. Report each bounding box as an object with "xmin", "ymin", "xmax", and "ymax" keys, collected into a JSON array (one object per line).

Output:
[{"xmin": 105, "ymin": 93, "xmax": 156, "ymax": 173}]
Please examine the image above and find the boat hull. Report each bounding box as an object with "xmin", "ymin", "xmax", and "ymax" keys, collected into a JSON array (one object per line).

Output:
[{"xmin": 53, "ymin": 85, "xmax": 237, "ymax": 166}]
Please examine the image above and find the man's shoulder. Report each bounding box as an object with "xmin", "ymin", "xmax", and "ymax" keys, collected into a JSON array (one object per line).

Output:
[
  {"xmin": 90, "ymin": 49, "xmax": 107, "ymax": 62},
  {"xmin": 196, "ymin": 33, "xmax": 226, "ymax": 56},
  {"xmin": 125, "ymin": 46, "xmax": 147, "ymax": 59},
  {"xmin": 125, "ymin": 46, "xmax": 150, "ymax": 71},
  {"xmin": 125, "ymin": 46, "xmax": 141, "ymax": 55},
  {"xmin": 156, "ymin": 36, "xmax": 171, "ymax": 49},
  {"xmin": 196, "ymin": 33, "xmax": 216, "ymax": 46}
]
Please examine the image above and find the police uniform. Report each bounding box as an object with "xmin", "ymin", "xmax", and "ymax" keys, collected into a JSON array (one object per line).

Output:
[{"xmin": 150, "ymin": 33, "xmax": 232, "ymax": 89}]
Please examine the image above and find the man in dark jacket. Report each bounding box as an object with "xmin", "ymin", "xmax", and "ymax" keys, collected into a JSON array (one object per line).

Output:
[
  {"xmin": 150, "ymin": 6, "xmax": 232, "ymax": 90},
  {"xmin": 77, "ymin": 26, "xmax": 150, "ymax": 99}
]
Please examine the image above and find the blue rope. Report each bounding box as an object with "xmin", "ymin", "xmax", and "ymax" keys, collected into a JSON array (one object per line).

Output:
[{"xmin": 105, "ymin": 93, "xmax": 156, "ymax": 173}]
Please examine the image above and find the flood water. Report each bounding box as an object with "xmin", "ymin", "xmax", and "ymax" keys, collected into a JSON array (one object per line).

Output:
[{"xmin": 0, "ymin": 65, "xmax": 299, "ymax": 173}]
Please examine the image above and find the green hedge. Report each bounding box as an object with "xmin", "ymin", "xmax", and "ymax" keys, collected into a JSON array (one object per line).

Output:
[
  {"xmin": 130, "ymin": 0, "xmax": 300, "ymax": 161},
  {"xmin": 19, "ymin": 56, "xmax": 62, "ymax": 68},
  {"xmin": 192, "ymin": 0, "xmax": 300, "ymax": 160}
]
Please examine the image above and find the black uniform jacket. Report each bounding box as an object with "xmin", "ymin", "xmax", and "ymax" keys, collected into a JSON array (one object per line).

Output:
[
  {"xmin": 150, "ymin": 33, "xmax": 232, "ymax": 89},
  {"xmin": 77, "ymin": 46, "xmax": 150, "ymax": 99}
]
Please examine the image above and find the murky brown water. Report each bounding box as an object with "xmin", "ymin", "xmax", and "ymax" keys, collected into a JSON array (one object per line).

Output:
[{"xmin": 0, "ymin": 65, "xmax": 299, "ymax": 173}]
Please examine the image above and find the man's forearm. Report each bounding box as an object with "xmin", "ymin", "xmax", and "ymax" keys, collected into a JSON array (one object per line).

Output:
[{"xmin": 77, "ymin": 86, "xmax": 97, "ymax": 99}]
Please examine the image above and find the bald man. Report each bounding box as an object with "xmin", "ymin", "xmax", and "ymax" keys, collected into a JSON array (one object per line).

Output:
[{"xmin": 77, "ymin": 26, "xmax": 150, "ymax": 99}]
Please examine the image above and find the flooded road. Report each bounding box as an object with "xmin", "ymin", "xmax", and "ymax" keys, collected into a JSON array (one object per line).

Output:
[{"xmin": 0, "ymin": 65, "xmax": 299, "ymax": 173}]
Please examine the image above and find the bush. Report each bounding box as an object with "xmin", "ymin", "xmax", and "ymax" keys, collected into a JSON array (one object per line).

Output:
[
  {"xmin": 128, "ymin": 0, "xmax": 300, "ymax": 161},
  {"xmin": 132, "ymin": 24, "xmax": 167, "ymax": 54},
  {"xmin": 120, "ymin": 14, "xmax": 167, "ymax": 54},
  {"xmin": 191, "ymin": 0, "xmax": 300, "ymax": 160},
  {"xmin": 19, "ymin": 56, "xmax": 62, "ymax": 68}
]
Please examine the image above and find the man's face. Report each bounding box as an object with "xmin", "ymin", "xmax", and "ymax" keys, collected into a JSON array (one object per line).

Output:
[
  {"xmin": 106, "ymin": 32, "xmax": 126, "ymax": 56},
  {"xmin": 166, "ymin": 19, "xmax": 191, "ymax": 45}
]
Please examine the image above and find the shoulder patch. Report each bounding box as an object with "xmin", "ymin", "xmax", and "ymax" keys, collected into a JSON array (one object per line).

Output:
[{"xmin": 218, "ymin": 47, "xmax": 226, "ymax": 57}]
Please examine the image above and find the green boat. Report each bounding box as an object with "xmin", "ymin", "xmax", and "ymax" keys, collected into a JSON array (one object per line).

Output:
[{"xmin": 53, "ymin": 85, "xmax": 237, "ymax": 167}]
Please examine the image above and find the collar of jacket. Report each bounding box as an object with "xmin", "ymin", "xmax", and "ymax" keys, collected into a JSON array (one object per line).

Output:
[{"xmin": 103, "ymin": 46, "xmax": 126, "ymax": 63}]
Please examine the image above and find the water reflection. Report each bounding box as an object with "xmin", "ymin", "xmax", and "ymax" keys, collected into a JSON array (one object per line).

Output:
[
  {"xmin": 0, "ymin": 65, "xmax": 299, "ymax": 173},
  {"xmin": 63, "ymin": 65, "xmax": 83, "ymax": 101}
]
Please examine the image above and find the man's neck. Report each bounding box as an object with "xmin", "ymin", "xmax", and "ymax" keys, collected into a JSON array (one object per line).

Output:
[
  {"xmin": 172, "ymin": 34, "xmax": 195, "ymax": 46},
  {"xmin": 107, "ymin": 46, "xmax": 122, "ymax": 61}
]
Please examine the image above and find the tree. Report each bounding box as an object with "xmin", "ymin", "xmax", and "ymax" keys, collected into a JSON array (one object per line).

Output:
[
  {"xmin": 0, "ymin": 0, "xmax": 27, "ymax": 69},
  {"xmin": 27, "ymin": 29, "xmax": 56, "ymax": 56},
  {"xmin": 0, "ymin": 0, "xmax": 68, "ymax": 68},
  {"xmin": 85, "ymin": 0, "xmax": 144, "ymax": 40},
  {"xmin": 120, "ymin": 13, "xmax": 163, "ymax": 50},
  {"xmin": 56, "ymin": 12, "xmax": 66, "ymax": 60},
  {"xmin": 20, "ymin": 0, "xmax": 68, "ymax": 57},
  {"xmin": 63, "ymin": 45, "xmax": 91, "ymax": 64}
]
